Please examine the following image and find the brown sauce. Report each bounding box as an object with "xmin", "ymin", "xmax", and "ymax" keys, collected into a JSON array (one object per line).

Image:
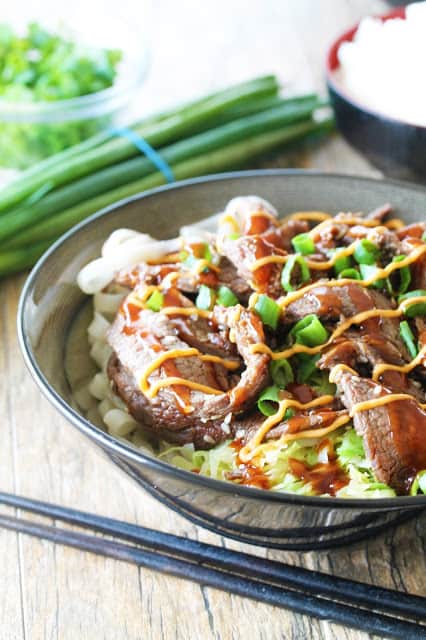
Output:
[
  {"xmin": 287, "ymin": 383, "xmax": 316, "ymax": 404},
  {"xmin": 289, "ymin": 443, "xmax": 349, "ymax": 497},
  {"xmin": 384, "ymin": 399, "xmax": 426, "ymax": 491},
  {"xmin": 244, "ymin": 213, "xmax": 275, "ymax": 236},
  {"xmin": 228, "ymin": 438, "xmax": 270, "ymax": 489}
]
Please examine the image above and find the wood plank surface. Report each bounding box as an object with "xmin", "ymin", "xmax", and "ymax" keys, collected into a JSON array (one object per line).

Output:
[{"xmin": 1, "ymin": 1, "xmax": 425, "ymax": 639}]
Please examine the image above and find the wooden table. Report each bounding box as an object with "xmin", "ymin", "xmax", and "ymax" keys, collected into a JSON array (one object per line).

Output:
[{"xmin": 1, "ymin": 1, "xmax": 425, "ymax": 638}]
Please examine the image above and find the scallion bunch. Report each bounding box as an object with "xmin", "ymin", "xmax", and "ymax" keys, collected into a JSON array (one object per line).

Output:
[{"xmin": 0, "ymin": 75, "xmax": 333, "ymax": 277}]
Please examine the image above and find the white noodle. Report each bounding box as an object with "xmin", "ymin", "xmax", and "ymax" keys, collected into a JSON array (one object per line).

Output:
[
  {"xmin": 103, "ymin": 408, "xmax": 138, "ymax": 436},
  {"xmin": 90, "ymin": 341, "xmax": 112, "ymax": 370},
  {"xmin": 87, "ymin": 312, "xmax": 110, "ymax": 343},
  {"xmin": 93, "ymin": 292, "xmax": 126, "ymax": 315},
  {"xmin": 101, "ymin": 229, "xmax": 150, "ymax": 257},
  {"xmin": 88, "ymin": 372, "xmax": 111, "ymax": 401}
]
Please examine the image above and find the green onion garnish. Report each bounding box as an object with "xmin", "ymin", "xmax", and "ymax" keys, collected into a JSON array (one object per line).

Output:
[
  {"xmin": 195, "ymin": 285, "xmax": 216, "ymax": 310},
  {"xmin": 295, "ymin": 353, "xmax": 320, "ymax": 383},
  {"xmin": 399, "ymin": 320, "xmax": 418, "ymax": 359},
  {"xmin": 387, "ymin": 255, "xmax": 411, "ymax": 295},
  {"xmin": 290, "ymin": 314, "xmax": 329, "ymax": 347},
  {"xmin": 146, "ymin": 290, "xmax": 164, "ymax": 312},
  {"xmin": 398, "ymin": 290, "xmax": 426, "ymax": 317},
  {"xmin": 202, "ymin": 243, "xmax": 213, "ymax": 263},
  {"xmin": 353, "ymin": 239, "xmax": 380, "ymax": 265},
  {"xmin": 257, "ymin": 385, "xmax": 281, "ymax": 416},
  {"xmin": 291, "ymin": 233, "xmax": 315, "ymax": 255},
  {"xmin": 410, "ymin": 470, "xmax": 426, "ymax": 495},
  {"xmin": 216, "ymin": 285, "xmax": 238, "ymax": 307},
  {"xmin": 270, "ymin": 359, "xmax": 294, "ymax": 389},
  {"xmin": 331, "ymin": 250, "xmax": 352, "ymax": 275},
  {"xmin": 254, "ymin": 294, "xmax": 281, "ymax": 329},
  {"xmin": 422, "ymin": 231, "xmax": 426, "ymax": 242},
  {"xmin": 359, "ymin": 264, "xmax": 386, "ymax": 288},
  {"xmin": 338, "ymin": 268, "xmax": 361, "ymax": 280},
  {"xmin": 228, "ymin": 232, "xmax": 241, "ymax": 240},
  {"xmin": 281, "ymin": 254, "xmax": 310, "ymax": 292}
]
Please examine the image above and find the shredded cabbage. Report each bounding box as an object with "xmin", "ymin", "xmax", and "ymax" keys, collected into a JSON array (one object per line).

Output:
[{"xmin": 158, "ymin": 427, "xmax": 396, "ymax": 498}]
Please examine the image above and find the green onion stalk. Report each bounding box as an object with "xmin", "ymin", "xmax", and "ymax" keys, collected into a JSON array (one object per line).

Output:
[{"xmin": 0, "ymin": 75, "xmax": 334, "ymax": 277}]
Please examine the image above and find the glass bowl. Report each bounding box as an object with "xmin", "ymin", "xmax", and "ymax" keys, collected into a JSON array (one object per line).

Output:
[{"xmin": 0, "ymin": 12, "xmax": 149, "ymax": 168}]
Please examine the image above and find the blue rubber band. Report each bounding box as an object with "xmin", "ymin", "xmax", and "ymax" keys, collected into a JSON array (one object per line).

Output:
[{"xmin": 109, "ymin": 126, "xmax": 175, "ymax": 183}]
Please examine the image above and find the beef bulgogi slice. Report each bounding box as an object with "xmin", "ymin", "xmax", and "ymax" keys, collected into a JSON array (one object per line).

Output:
[
  {"xmin": 216, "ymin": 257, "xmax": 252, "ymax": 302},
  {"xmin": 333, "ymin": 368, "xmax": 426, "ymax": 494},
  {"xmin": 397, "ymin": 222, "xmax": 426, "ymax": 240},
  {"xmin": 262, "ymin": 219, "xmax": 309, "ymax": 252},
  {"xmin": 366, "ymin": 203, "xmax": 392, "ymax": 221},
  {"xmin": 285, "ymin": 282, "xmax": 411, "ymax": 361},
  {"xmin": 106, "ymin": 304, "xmax": 270, "ymax": 446},
  {"xmin": 220, "ymin": 235, "xmax": 284, "ymax": 297},
  {"xmin": 107, "ymin": 355, "xmax": 233, "ymax": 449}
]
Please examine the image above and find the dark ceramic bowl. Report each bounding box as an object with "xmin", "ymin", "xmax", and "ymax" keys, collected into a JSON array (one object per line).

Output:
[
  {"xmin": 326, "ymin": 8, "xmax": 426, "ymax": 183},
  {"xmin": 18, "ymin": 170, "xmax": 426, "ymax": 550}
]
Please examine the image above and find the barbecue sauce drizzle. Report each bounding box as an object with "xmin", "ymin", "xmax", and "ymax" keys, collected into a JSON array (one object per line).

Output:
[{"xmin": 116, "ymin": 211, "xmax": 426, "ymax": 489}]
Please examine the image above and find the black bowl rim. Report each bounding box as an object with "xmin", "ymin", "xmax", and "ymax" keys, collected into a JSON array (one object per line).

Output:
[
  {"xmin": 17, "ymin": 169, "xmax": 426, "ymax": 510},
  {"xmin": 325, "ymin": 7, "xmax": 426, "ymax": 132}
]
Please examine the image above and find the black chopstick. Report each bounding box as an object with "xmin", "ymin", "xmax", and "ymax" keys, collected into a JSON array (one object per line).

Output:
[
  {"xmin": 0, "ymin": 491, "xmax": 424, "ymax": 624},
  {"xmin": 0, "ymin": 511, "xmax": 423, "ymax": 640}
]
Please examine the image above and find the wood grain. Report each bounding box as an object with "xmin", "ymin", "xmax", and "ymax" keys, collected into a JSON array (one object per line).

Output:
[{"xmin": 2, "ymin": 1, "xmax": 425, "ymax": 639}]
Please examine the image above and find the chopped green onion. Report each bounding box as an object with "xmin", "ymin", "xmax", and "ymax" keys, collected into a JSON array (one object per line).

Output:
[
  {"xmin": 359, "ymin": 264, "xmax": 386, "ymax": 288},
  {"xmin": 291, "ymin": 232, "xmax": 315, "ymax": 255},
  {"xmin": 146, "ymin": 290, "xmax": 164, "ymax": 312},
  {"xmin": 410, "ymin": 470, "xmax": 426, "ymax": 496},
  {"xmin": 309, "ymin": 371, "xmax": 337, "ymax": 396},
  {"xmin": 398, "ymin": 290, "xmax": 426, "ymax": 317},
  {"xmin": 399, "ymin": 321, "xmax": 418, "ymax": 359},
  {"xmin": 257, "ymin": 385, "xmax": 281, "ymax": 416},
  {"xmin": 295, "ymin": 353, "xmax": 320, "ymax": 383},
  {"xmin": 338, "ymin": 268, "xmax": 361, "ymax": 280},
  {"xmin": 281, "ymin": 254, "xmax": 310, "ymax": 292},
  {"xmin": 387, "ymin": 255, "xmax": 411, "ymax": 295},
  {"xmin": 331, "ymin": 250, "xmax": 352, "ymax": 275},
  {"xmin": 290, "ymin": 314, "xmax": 329, "ymax": 347},
  {"xmin": 270, "ymin": 359, "xmax": 294, "ymax": 389},
  {"xmin": 422, "ymin": 231, "xmax": 426, "ymax": 242},
  {"xmin": 216, "ymin": 285, "xmax": 238, "ymax": 307},
  {"xmin": 353, "ymin": 239, "xmax": 380, "ymax": 265},
  {"xmin": 196, "ymin": 285, "xmax": 216, "ymax": 310},
  {"xmin": 202, "ymin": 243, "xmax": 213, "ymax": 263},
  {"xmin": 254, "ymin": 294, "xmax": 281, "ymax": 329},
  {"xmin": 228, "ymin": 232, "xmax": 241, "ymax": 240}
]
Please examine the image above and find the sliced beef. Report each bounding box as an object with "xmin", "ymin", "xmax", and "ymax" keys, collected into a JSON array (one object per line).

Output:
[
  {"xmin": 285, "ymin": 282, "xmax": 411, "ymax": 360},
  {"xmin": 265, "ymin": 409, "xmax": 348, "ymax": 441},
  {"xmin": 262, "ymin": 219, "xmax": 309, "ymax": 252},
  {"xmin": 366, "ymin": 226, "xmax": 403, "ymax": 265},
  {"xmin": 107, "ymin": 303, "xmax": 269, "ymax": 446},
  {"xmin": 216, "ymin": 257, "xmax": 252, "ymax": 302},
  {"xmin": 333, "ymin": 368, "xmax": 426, "ymax": 494},
  {"xmin": 411, "ymin": 253, "xmax": 426, "ymax": 290},
  {"xmin": 220, "ymin": 235, "xmax": 284, "ymax": 297},
  {"xmin": 107, "ymin": 356, "xmax": 232, "ymax": 448},
  {"xmin": 366, "ymin": 203, "xmax": 392, "ymax": 221},
  {"xmin": 397, "ymin": 222, "xmax": 426, "ymax": 241}
]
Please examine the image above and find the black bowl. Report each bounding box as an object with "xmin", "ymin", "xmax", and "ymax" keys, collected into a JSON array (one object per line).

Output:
[
  {"xmin": 18, "ymin": 170, "xmax": 426, "ymax": 550},
  {"xmin": 326, "ymin": 8, "xmax": 426, "ymax": 183}
]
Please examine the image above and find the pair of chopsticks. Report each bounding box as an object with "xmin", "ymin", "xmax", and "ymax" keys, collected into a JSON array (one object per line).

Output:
[{"xmin": 0, "ymin": 492, "xmax": 424, "ymax": 639}]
